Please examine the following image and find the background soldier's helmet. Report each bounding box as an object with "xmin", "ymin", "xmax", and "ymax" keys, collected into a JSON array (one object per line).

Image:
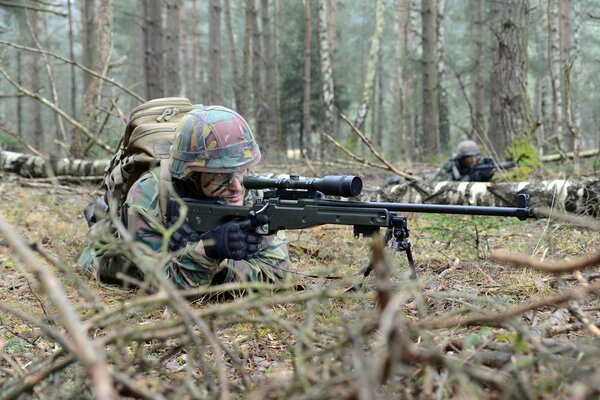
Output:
[
  {"xmin": 169, "ymin": 105, "xmax": 261, "ymax": 179},
  {"xmin": 456, "ymin": 140, "xmax": 480, "ymax": 158}
]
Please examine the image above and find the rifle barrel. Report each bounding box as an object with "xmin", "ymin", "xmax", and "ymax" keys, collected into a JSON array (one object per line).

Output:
[{"xmin": 316, "ymin": 200, "xmax": 535, "ymax": 220}]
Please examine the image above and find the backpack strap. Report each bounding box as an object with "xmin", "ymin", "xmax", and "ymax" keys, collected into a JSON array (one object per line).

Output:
[{"xmin": 158, "ymin": 158, "xmax": 173, "ymax": 224}]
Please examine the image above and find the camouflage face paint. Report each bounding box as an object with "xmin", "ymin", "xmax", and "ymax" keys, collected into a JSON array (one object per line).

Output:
[{"xmin": 200, "ymin": 170, "xmax": 247, "ymax": 197}]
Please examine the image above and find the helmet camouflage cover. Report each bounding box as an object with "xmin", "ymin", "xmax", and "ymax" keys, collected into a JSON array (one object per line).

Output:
[
  {"xmin": 169, "ymin": 105, "xmax": 261, "ymax": 179},
  {"xmin": 456, "ymin": 140, "xmax": 480, "ymax": 158}
]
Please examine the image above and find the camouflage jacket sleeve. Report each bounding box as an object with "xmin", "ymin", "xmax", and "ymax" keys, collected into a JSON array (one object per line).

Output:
[{"xmin": 123, "ymin": 170, "xmax": 290, "ymax": 289}]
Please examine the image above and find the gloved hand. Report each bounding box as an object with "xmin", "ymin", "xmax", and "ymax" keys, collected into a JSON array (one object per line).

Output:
[
  {"xmin": 201, "ymin": 214, "xmax": 269, "ymax": 261},
  {"xmin": 169, "ymin": 219, "xmax": 202, "ymax": 251}
]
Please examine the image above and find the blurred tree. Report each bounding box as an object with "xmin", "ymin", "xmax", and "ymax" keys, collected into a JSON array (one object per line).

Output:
[
  {"xmin": 143, "ymin": 0, "xmax": 164, "ymax": 100},
  {"xmin": 208, "ymin": 0, "xmax": 221, "ymax": 104},
  {"xmin": 165, "ymin": 0, "xmax": 181, "ymax": 96},
  {"xmin": 421, "ymin": 0, "xmax": 440, "ymax": 159}
]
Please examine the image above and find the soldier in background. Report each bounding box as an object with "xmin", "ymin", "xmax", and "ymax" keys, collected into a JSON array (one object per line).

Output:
[{"xmin": 435, "ymin": 140, "xmax": 496, "ymax": 182}]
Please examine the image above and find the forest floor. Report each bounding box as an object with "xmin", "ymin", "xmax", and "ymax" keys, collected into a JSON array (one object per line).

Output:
[{"xmin": 0, "ymin": 169, "xmax": 599, "ymax": 399}]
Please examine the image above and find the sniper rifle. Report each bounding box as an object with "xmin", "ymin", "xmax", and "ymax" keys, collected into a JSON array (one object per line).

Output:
[{"xmin": 169, "ymin": 175, "xmax": 536, "ymax": 280}]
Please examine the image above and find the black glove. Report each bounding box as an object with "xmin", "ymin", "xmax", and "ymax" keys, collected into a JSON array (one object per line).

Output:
[
  {"xmin": 169, "ymin": 219, "xmax": 202, "ymax": 251},
  {"xmin": 201, "ymin": 214, "xmax": 269, "ymax": 261}
]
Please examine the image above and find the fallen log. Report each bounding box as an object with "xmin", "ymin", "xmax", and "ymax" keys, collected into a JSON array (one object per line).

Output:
[
  {"xmin": 0, "ymin": 150, "xmax": 108, "ymax": 178},
  {"xmin": 541, "ymin": 148, "xmax": 599, "ymax": 162},
  {"xmin": 367, "ymin": 178, "xmax": 600, "ymax": 216}
]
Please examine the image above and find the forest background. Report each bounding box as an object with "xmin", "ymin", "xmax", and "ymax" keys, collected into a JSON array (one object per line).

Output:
[{"xmin": 0, "ymin": 0, "xmax": 599, "ymax": 171}]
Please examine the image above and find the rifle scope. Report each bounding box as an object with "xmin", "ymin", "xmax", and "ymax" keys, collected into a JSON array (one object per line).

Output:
[{"xmin": 243, "ymin": 175, "xmax": 363, "ymax": 197}]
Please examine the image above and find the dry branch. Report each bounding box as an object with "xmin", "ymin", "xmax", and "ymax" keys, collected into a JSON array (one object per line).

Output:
[{"xmin": 491, "ymin": 249, "xmax": 600, "ymax": 273}]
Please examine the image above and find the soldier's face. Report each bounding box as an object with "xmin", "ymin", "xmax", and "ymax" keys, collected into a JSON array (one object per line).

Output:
[
  {"xmin": 460, "ymin": 156, "xmax": 478, "ymax": 168},
  {"xmin": 200, "ymin": 171, "xmax": 247, "ymax": 205}
]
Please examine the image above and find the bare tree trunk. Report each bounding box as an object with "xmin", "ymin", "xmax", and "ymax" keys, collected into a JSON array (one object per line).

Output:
[
  {"xmin": 375, "ymin": 44, "xmax": 384, "ymax": 149},
  {"xmin": 471, "ymin": 0, "xmax": 485, "ymax": 139},
  {"xmin": 547, "ymin": 0, "xmax": 563, "ymax": 152},
  {"xmin": 302, "ymin": 0, "xmax": 312, "ymax": 157},
  {"xmin": 188, "ymin": 0, "xmax": 200, "ymax": 99},
  {"xmin": 67, "ymin": 0, "xmax": 77, "ymax": 118},
  {"xmin": 488, "ymin": 0, "xmax": 530, "ymax": 157},
  {"xmin": 24, "ymin": 11, "xmax": 44, "ymax": 152},
  {"xmin": 401, "ymin": 0, "xmax": 416, "ymax": 162},
  {"xmin": 208, "ymin": 0, "xmax": 222, "ymax": 104},
  {"xmin": 80, "ymin": 0, "xmax": 96, "ymax": 92},
  {"xmin": 260, "ymin": 0, "xmax": 276, "ymax": 153},
  {"xmin": 272, "ymin": 0, "xmax": 283, "ymax": 156},
  {"xmin": 317, "ymin": 0, "xmax": 336, "ymax": 159},
  {"xmin": 143, "ymin": 0, "xmax": 164, "ymax": 100},
  {"xmin": 241, "ymin": 0, "xmax": 253, "ymax": 116},
  {"xmin": 224, "ymin": 0, "xmax": 242, "ymax": 109},
  {"xmin": 570, "ymin": 0, "xmax": 581, "ymax": 136},
  {"xmin": 165, "ymin": 0, "xmax": 181, "ymax": 96},
  {"xmin": 559, "ymin": 0, "xmax": 572, "ymax": 152},
  {"xmin": 436, "ymin": 0, "xmax": 449, "ymax": 153},
  {"xmin": 249, "ymin": 0, "xmax": 266, "ymax": 152},
  {"xmin": 391, "ymin": 0, "xmax": 403, "ymax": 158},
  {"xmin": 352, "ymin": 0, "xmax": 384, "ymax": 136},
  {"xmin": 421, "ymin": 0, "xmax": 440, "ymax": 159},
  {"xmin": 71, "ymin": 0, "xmax": 112, "ymax": 157}
]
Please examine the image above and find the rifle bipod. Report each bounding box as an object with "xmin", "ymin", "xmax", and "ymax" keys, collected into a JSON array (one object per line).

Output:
[{"xmin": 361, "ymin": 215, "xmax": 418, "ymax": 281}]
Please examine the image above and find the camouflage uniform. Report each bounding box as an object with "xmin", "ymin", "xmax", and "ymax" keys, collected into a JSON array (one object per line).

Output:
[
  {"xmin": 80, "ymin": 105, "xmax": 290, "ymax": 289},
  {"xmin": 434, "ymin": 140, "xmax": 493, "ymax": 182}
]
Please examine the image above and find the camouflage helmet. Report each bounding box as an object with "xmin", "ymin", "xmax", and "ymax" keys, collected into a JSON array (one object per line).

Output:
[
  {"xmin": 169, "ymin": 105, "xmax": 261, "ymax": 179},
  {"xmin": 456, "ymin": 140, "xmax": 480, "ymax": 158}
]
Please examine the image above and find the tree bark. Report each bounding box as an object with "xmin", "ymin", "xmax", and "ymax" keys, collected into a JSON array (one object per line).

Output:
[
  {"xmin": 0, "ymin": 150, "xmax": 108, "ymax": 178},
  {"xmin": 71, "ymin": 0, "xmax": 112, "ymax": 158},
  {"xmin": 421, "ymin": 0, "xmax": 440, "ymax": 159},
  {"xmin": 260, "ymin": 0, "xmax": 276, "ymax": 153},
  {"xmin": 317, "ymin": 0, "xmax": 336, "ymax": 159},
  {"xmin": 488, "ymin": 0, "xmax": 530, "ymax": 157},
  {"xmin": 24, "ymin": 11, "xmax": 44, "ymax": 152},
  {"xmin": 377, "ymin": 178, "xmax": 600, "ymax": 216},
  {"xmin": 165, "ymin": 0, "xmax": 181, "ymax": 96},
  {"xmin": 67, "ymin": 0, "xmax": 77, "ymax": 118},
  {"xmin": 241, "ymin": 0, "xmax": 253, "ymax": 116},
  {"xmin": 143, "ymin": 0, "xmax": 164, "ymax": 100},
  {"xmin": 80, "ymin": 0, "xmax": 96, "ymax": 92},
  {"xmin": 471, "ymin": 0, "xmax": 486, "ymax": 139},
  {"xmin": 250, "ymin": 0, "xmax": 266, "ymax": 152},
  {"xmin": 547, "ymin": 0, "xmax": 563, "ymax": 152},
  {"xmin": 391, "ymin": 0, "xmax": 403, "ymax": 158},
  {"xmin": 352, "ymin": 0, "xmax": 384, "ymax": 135},
  {"xmin": 208, "ymin": 0, "xmax": 222, "ymax": 104},
  {"xmin": 436, "ymin": 0, "xmax": 449, "ymax": 153},
  {"xmin": 302, "ymin": 0, "xmax": 312, "ymax": 157},
  {"xmin": 224, "ymin": 0, "xmax": 242, "ymax": 110}
]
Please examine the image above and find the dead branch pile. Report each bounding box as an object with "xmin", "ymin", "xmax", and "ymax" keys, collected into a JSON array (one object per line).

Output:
[{"xmin": 0, "ymin": 208, "xmax": 599, "ymax": 400}]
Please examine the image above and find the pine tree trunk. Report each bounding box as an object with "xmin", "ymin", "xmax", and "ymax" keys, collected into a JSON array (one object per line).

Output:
[
  {"xmin": 559, "ymin": 0, "xmax": 572, "ymax": 152},
  {"xmin": 80, "ymin": 0, "xmax": 96, "ymax": 92},
  {"xmin": 250, "ymin": 0, "xmax": 265, "ymax": 152},
  {"xmin": 224, "ymin": 0, "xmax": 242, "ymax": 110},
  {"xmin": 165, "ymin": 0, "xmax": 181, "ymax": 96},
  {"xmin": 401, "ymin": 0, "xmax": 416, "ymax": 162},
  {"xmin": 471, "ymin": 0, "xmax": 485, "ymax": 139},
  {"xmin": 68, "ymin": 0, "xmax": 77, "ymax": 118},
  {"xmin": 71, "ymin": 0, "xmax": 112, "ymax": 158},
  {"xmin": 421, "ymin": 0, "xmax": 440, "ymax": 159},
  {"xmin": 260, "ymin": 0, "xmax": 276, "ymax": 154},
  {"xmin": 208, "ymin": 0, "xmax": 222, "ymax": 104},
  {"xmin": 436, "ymin": 0, "xmax": 449, "ymax": 153},
  {"xmin": 488, "ymin": 0, "xmax": 530, "ymax": 157},
  {"xmin": 143, "ymin": 0, "xmax": 164, "ymax": 100},
  {"xmin": 241, "ymin": 0, "xmax": 253, "ymax": 116},
  {"xmin": 391, "ymin": 0, "xmax": 403, "ymax": 158},
  {"xmin": 302, "ymin": 0, "xmax": 312, "ymax": 157}
]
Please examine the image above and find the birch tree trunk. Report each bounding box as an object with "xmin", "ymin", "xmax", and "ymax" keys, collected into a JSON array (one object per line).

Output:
[
  {"xmin": 352, "ymin": 0, "xmax": 384, "ymax": 135},
  {"xmin": 317, "ymin": 0, "xmax": 336, "ymax": 159},
  {"xmin": 378, "ymin": 178, "xmax": 600, "ymax": 216},
  {"xmin": 208, "ymin": 0, "xmax": 222, "ymax": 104},
  {"xmin": 143, "ymin": 0, "xmax": 164, "ymax": 100},
  {"xmin": 421, "ymin": 0, "xmax": 440, "ymax": 159},
  {"xmin": 547, "ymin": 0, "xmax": 563, "ymax": 152},
  {"xmin": 0, "ymin": 150, "xmax": 108, "ymax": 178},
  {"xmin": 165, "ymin": 0, "xmax": 181, "ymax": 96},
  {"xmin": 71, "ymin": 0, "xmax": 112, "ymax": 158},
  {"xmin": 302, "ymin": 0, "xmax": 312, "ymax": 157}
]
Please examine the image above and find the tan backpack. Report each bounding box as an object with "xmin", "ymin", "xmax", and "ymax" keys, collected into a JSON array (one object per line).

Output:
[{"xmin": 103, "ymin": 97, "xmax": 197, "ymax": 218}]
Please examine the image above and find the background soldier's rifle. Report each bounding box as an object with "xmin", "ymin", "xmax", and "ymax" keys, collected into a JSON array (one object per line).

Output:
[{"xmin": 170, "ymin": 175, "xmax": 536, "ymax": 280}]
